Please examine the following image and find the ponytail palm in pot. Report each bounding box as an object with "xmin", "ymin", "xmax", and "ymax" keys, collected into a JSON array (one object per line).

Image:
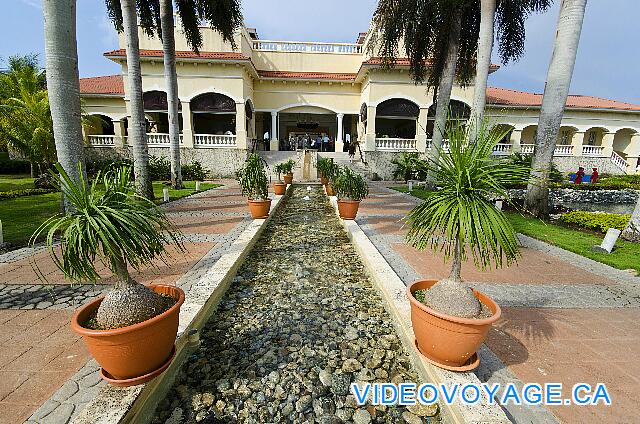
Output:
[
  {"xmin": 33, "ymin": 164, "xmax": 185, "ymax": 386},
  {"xmin": 282, "ymin": 159, "xmax": 295, "ymax": 185},
  {"xmin": 405, "ymin": 124, "xmax": 529, "ymax": 371},
  {"xmin": 273, "ymin": 162, "xmax": 288, "ymax": 195},
  {"xmin": 334, "ymin": 166, "xmax": 369, "ymax": 219},
  {"xmin": 236, "ymin": 153, "xmax": 271, "ymax": 218}
]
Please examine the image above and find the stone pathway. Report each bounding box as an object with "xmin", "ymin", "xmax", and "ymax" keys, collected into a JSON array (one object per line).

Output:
[
  {"xmin": 358, "ymin": 183, "xmax": 640, "ymax": 424},
  {"xmin": 0, "ymin": 181, "xmax": 258, "ymax": 424},
  {"xmin": 151, "ymin": 186, "xmax": 440, "ymax": 424}
]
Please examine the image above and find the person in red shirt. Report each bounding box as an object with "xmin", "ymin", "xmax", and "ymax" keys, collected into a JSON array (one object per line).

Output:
[
  {"xmin": 591, "ymin": 167, "xmax": 599, "ymax": 184},
  {"xmin": 575, "ymin": 167, "xmax": 585, "ymax": 184}
]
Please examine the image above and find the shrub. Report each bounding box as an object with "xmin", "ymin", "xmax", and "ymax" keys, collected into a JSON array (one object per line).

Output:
[
  {"xmin": 507, "ymin": 152, "xmax": 563, "ymax": 186},
  {"xmin": 391, "ymin": 152, "xmax": 426, "ymax": 182},
  {"xmin": 0, "ymin": 188, "xmax": 57, "ymax": 200},
  {"xmin": 281, "ymin": 159, "xmax": 295, "ymax": 174},
  {"xmin": 235, "ymin": 153, "xmax": 268, "ymax": 200},
  {"xmin": 148, "ymin": 156, "xmax": 171, "ymax": 181},
  {"xmin": 273, "ymin": 162, "xmax": 288, "ymax": 182},
  {"xmin": 181, "ymin": 160, "xmax": 207, "ymax": 181},
  {"xmin": 316, "ymin": 158, "xmax": 332, "ymax": 179},
  {"xmin": 0, "ymin": 159, "xmax": 30, "ymax": 174},
  {"xmin": 333, "ymin": 166, "xmax": 369, "ymax": 201},
  {"xmin": 559, "ymin": 211, "xmax": 631, "ymax": 233}
]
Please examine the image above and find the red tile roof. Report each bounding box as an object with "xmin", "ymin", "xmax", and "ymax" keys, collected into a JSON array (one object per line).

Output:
[
  {"xmin": 104, "ymin": 49, "xmax": 250, "ymax": 60},
  {"xmin": 363, "ymin": 57, "xmax": 500, "ymax": 71},
  {"xmin": 257, "ymin": 70, "xmax": 357, "ymax": 81},
  {"xmin": 487, "ymin": 87, "xmax": 640, "ymax": 111},
  {"xmin": 79, "ymin": 75, "xmax": 124, "ymax": 95}
]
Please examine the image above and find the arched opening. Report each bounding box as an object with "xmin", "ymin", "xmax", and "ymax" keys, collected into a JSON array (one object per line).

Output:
[
  {"xmin": 556, "ymin": 126, "xmax": 577, "ymax": 146},
  {"xmin": 582, "ymin": 127, "xmax": 608, "ymax": 146},
  {"xmin": 85, "ymin": 114, "xmax": 115, "ymax": 136},
  {"xmin": 191, "ymin": 92, "xmax": 236, "ymax": 135},
  {"xmin": 426, "ymin": 100, "xmax": 471, "ymax": 138},
  {"xmin": 376, "ymin": 98, "xmax": 419, "ymax": 139},
  {"xmin": 613, "ymin": 128, "xmax": 637, "ymax": 157},
  {"xmin": 277, "ymin": 105, "xmax": 338, "ymax": 151},
  {"xmin": 490, "ymin": 124, "xmax": 515, "ymax": 144},
  {"xmin": 143, "ymin": 91, "xmax": 183, "ymax": 134}
]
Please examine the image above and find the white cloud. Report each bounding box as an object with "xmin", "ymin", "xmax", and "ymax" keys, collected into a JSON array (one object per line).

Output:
[{"xmin": 20, "ymin": 0, "xmax": 41, "ymax": 9}]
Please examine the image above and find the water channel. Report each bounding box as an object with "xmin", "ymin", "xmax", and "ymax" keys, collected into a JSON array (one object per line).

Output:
[{"xmin": 151, "ymin": 186, "xmax": 440, "ymax": 423}]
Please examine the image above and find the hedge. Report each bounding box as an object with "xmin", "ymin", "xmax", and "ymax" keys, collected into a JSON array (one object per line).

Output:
[
  {"xmin": 0, "ymin": 188, "xmax": 58, "ymax": 201},
  {"xmin": 559, "ymin": 211, "xmax": 631, "ymax": 233},
  {"xmin": 0, "ymin": 159, "xmax": 30, "ymax": 174}
]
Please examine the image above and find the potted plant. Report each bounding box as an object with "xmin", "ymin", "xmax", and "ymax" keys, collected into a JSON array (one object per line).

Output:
[
  {"xmin": 273, "ymin": 162, "xmax": 288, "ymax": 195},
  {"xmin": 282, "ymin": 159, "xmax": 295, "ymax": 185},
  {"xmin": 325, "ymin": 161, "xmax": 340, "ymax": 196},
  {"xmin": 317, "ymin": 157, "xmax": 332, "ymax": 185},
  {"xmin": 32, "ymin": 164, "xmax": 186, "ymax": 386},
  {"xmin": 236, "ymin": 153, "xmax": 271, "ymax": 218},
  {"xmin": 334, "ymin": 166, "xmax": 369, "ymax": 219},
  {"xmin": 404, "ymin": 124, "xmax": 529, "ymax": 371}
]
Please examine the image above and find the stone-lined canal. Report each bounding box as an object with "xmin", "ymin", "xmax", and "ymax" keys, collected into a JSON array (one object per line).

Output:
[{"xmin": 152, "ymin": 186, "xmax": 440, "ymax": 423}]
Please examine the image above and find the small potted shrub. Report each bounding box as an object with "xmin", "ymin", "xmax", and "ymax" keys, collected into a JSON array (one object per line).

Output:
[
  {"xmin": 317, "ymin": 157, "xmax": 332, "ymax": 185},
  {"xmin": 325, "ymin": 161, "xmax": 341, "ymax": 196},
  {"xmin": 282, "ymin": 159, "xmax": 295, "ymax": 185},
  {"xmin": 404, "ymin": 124, "xmax": 529, "ymax": 371},
  {"xmin": 33, "ymin": 164, "xmax": 185, "ymax": 386},
  {"xmin": 273, "ymin": 162, "xmax": 288, "ymax": 195},
  {"xmin": 236, "ymin": 153, "xmax": 271, "ymax": 218},
  {"xmin": 333, "ymin": 166, "xmax": 369, "ymax": 219}
]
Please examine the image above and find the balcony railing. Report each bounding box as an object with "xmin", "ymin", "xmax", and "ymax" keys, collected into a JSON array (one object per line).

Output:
[
  {"xmin": 520, "ymin": 144, "xmax": 535, "ymax": 154},
  {"xmin": 492, "ymin": 143, "xmax": 512, "ymax": 155},
  {"xmin": 426, "ymin": 140, "xmax": 450, "ymax": 152},
  {"xmin": 610, "ymin": 151, "xmax": 628, "ymax": 171},
  {"xmin": 252, "ymin": 40, "xmax": 363, "ymax": 54},
  {"xmin": 194, "ymin": 134, "xmax": 237, "ymax": 148},
  {"xmin": 553, "ymin": 145, "xmax": 574, "ymax": 156},
  {"xmin": 582, "ymin": 145, "xmax": 606, "ymax": 157},
  {"xmin": 375, "ymin": 138, "xmax": 417, "ymax": 151},
  {"xmin": 88, "ymin": 135, "xmax": 116, "ymax": 147}
]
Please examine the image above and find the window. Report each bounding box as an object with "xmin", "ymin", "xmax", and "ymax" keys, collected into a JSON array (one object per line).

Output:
[{"xmin": 561, "ymin": 130, "xmax": 570, "ymax": 145}]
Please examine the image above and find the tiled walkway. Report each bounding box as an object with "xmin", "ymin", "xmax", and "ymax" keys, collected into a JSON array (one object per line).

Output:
[
  {"xmin": 0, "ymin": 181, "xmax": 253, "ymax": 424},
  {"xmin": 358, "ymin": 183, "xmax": 640, "ymax": 424}
]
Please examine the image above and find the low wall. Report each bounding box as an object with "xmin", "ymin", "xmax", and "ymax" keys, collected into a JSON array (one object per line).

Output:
[
  {"xmin": 364, "ymin": 151, "xmax": 429, "ymax": 181},
  {"xmin": 552, "ymin": 156, "xmax": 624, "ymax": 175},
  {"xmin": 508, "ymin": 188, "xmax": 639, "ymax": 214}
]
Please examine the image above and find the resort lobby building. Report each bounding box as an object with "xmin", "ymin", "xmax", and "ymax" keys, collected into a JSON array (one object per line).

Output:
[{"xmin": 80, "ymin": 21, "xmax": 640, "ymax": 179}]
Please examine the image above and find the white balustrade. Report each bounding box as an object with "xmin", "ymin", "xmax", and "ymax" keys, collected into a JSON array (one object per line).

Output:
[
  {"xmin": 492, "ymin": 143, "xmax": 512, "ymax": 155},
  {"xmin": 88, "ymin": 135, "xmax": 115, "ymax": 147},
  {"xmin": 375, "ymin": 138, "xmax": 417, "ymax": 151},
  {"xmin": 252, "ymin": 40, "xmax": 363, "ymax": 54},
  {"xmin": 194, "ymin": 134, "xmax": 237, "ymax": 148},
  {"xmin": 146, "ymin": 133, "xmax": 184, "ymax": 147},
  {"xmin": 426, "ymin": 139, "xmax": 450, "ymax": 152},
  {"xmin": 520, "ymin": 144, "xmax": 535, "ymax": 154},
  {"xmin": 553, "ymin": 145, "xmax": 574, "ymax": 156},
  {"xmin": 610, "ymin": 151, "xmax": 628, "ymax": 171},
  {"xmin": 581, "ymin": 145, "xmax": 605, "ymax": 157}
]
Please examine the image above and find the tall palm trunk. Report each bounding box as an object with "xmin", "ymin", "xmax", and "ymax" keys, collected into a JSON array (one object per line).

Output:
[
  {"xmin": 121, "ymin": 0, "xmax": 154, "ymax": 199},
  {"xmin": 525, "ymin": 0, "xmax": 587, "ymax": 217},
  {"xmin": 622, "ymin": 197, "xmax": 640, "ymax": 242},
  {"xmin": 426, "ymin": 14, "xmax": 462, "ymax": 186},
  {"xmin": 470, "ymin": 0, "xmax": 497, "ymax": 141},
  {"xmin": 42, "ymin": 0, "xmax": 86, "ymax": 212},
  {"xmin": 160, "ymin": 0, "xmax": 183, "ymax": 189}
]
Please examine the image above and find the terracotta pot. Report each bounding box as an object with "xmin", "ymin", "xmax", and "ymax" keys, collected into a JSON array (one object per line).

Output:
[
  {"xmin": 284, "ymin": 173, "xmax": 293, "ymax": 185},
  {"xmin": 71, "ymin": 284, "xmax": 185, "ymax": 385},
  {"xmin": 325, "ymin": 184, "xmax": 336, "ymax": 196},
  {"xmin": 273, "ymin": 182, "xmax": 287, "ymax": 195},
  {"xmin": 247, "ymin": 198, "xmax": 272, "ymax": 219},
  {"xmin": 320, "ymin": 176, "xmax": 328, "ymax": 186},
  {"xmin": 407, "ymin": 280, "xmax": 500, "ymax": 371},
  {"xmin": 337, "ymin": 199, "xmax": 361, "ymax": 220}
]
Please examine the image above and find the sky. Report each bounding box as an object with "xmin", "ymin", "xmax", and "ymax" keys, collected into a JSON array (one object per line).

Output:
[{"xmin": 3, "ymin": 0, "xmax": 639, "ymax": 104}]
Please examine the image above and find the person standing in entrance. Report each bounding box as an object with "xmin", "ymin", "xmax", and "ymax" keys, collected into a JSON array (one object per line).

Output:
[{"xmin": 322, "ymin": 134, "xmax": 330, "ymax": 152}]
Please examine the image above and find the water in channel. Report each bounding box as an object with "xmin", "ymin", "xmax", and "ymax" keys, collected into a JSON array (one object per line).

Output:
[{"xmin": 152, "ymin": 186, "xmax": 441, "ymax": 423}]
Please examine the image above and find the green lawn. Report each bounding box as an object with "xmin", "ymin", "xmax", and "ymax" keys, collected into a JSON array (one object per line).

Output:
[
  {"xmin": 0, "ymin": 177, "xmax": 221, "ymax": 247},
  {"xmin": 389, "ymin": 185, "xmax": 640, "ymax": 275}
]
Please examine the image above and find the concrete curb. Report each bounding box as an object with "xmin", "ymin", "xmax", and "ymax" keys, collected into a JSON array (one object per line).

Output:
[
  {"xmin": 329, "ymin": 194, "xmax": 511, "ymax": 424},
  {"xmin": 69, "ymin": 185, "xmax": 292, "ymax": 424}
]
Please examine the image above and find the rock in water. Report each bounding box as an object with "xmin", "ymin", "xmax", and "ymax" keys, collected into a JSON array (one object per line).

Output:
[
  {"xmin": 423, "ymin": 279, "xmax": 481, "ymax": 319},
  {"xmin": 96, "ymin": 281, "xmax": 170, "ymax": 329}
]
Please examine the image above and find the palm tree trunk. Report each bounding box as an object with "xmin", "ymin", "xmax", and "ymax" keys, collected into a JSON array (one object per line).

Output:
[
  {"xmin": 121, "ymin": 0, "xmax": 154, "ymax": 199},
  {"xmin": 449, "ymin": 230, "xmax": 462, "ymax": 283},
  {"xmin": 426, "ymin": 14, "xmax": 462, "ymax": 186},
  {"xmin": 525, "ymin": 0, "xmax": 587, "ymax": 217},
  {"xmin": 160, "ymin": 0, "xmax": 183, "ymax": 189},
  {"xmin": 622, "ymin": 197, "xmax": 640, "ymax": 242},
  {"xmin": 470, "ymin": 0, "xmax": 497, "ymax": 141},
  {"xmin": 42, "ymin": 0, "xmax": 86, "ymax": 212}
]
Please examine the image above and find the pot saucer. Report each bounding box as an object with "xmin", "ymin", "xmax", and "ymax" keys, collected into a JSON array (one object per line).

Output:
[
  {"xmin": 100, "ymin": 345, "xmax": 176, "ymax": 387},
  {"xmin": 414, "ymin": 339, "xmax": 480, "ymax": 372}
]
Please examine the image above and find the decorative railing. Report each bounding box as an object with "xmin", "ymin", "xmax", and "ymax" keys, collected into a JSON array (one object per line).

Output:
[
  {"xmin": 146, "ymin": 133, "xmax": 183, "ymax": 147},
  {"xmin": 426, "ymin": 140, "xmax": 450, "ymax": 152},
  {"xmin": 375, "ymin": 138, "xmax": 417, "ymax": 151},
  {"xmin": 88, "ymin": 135, "xmax": 116, "ymax": 147},
  {"xmin": 520, "ymin": 144, "xmax": 535, "ymax": 154},
  {"xmin": 194, "ymin": 134, "xmax": 237, "ymax": 148},
  {"xmin": 610, "ymin": 151, "xmax": 628, "ymax": 171},
  {"xmin": 582, "ymin": 145, "xmax": 606, "ymax": 157},
  {"xmin": 252, "ymin": 40, "xmax": 363, "ymax": 54},
  {"xmin": 492, "ymin": 143, "xmax": 512, "ymax": 155},
  {"xmin": 553, "ymin": 145, "xmax": 574, "ymax": 156}
]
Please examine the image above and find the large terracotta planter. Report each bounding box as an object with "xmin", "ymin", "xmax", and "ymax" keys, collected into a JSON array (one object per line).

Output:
[
  {"xmin": 337, "ymin": 199, "xmax": 361, "ymax": 220},
  {"xmin": 325, "ymin": 184, "xmax": 336, "ymax": 196},
  {"xmin": 284, "ymin": 173, "xmax": 293, "ymax": 185},
  {"xmin": 273, "ymin": 182, "xmax": 287, "ymax": 195},
  {"xmin": 320, "ymin": 176, "xmax": 328, "ymax": 186},
  {"xmin": 247, "ymin": 198, "xmax": 272, "ymax": 218},
  {"xmin": 407, "ymin": 280, "xmax": 500, "ymax": 371},
  {"xmin": 71, "ymin": 284, "xmax": 185, "ymax": 386}
]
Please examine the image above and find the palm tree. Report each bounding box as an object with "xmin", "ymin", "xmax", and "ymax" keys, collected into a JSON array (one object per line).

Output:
[
  {"xmin": 622, "ymin": 198, "xmax": 640, "ymax": 242},
  {"xmin": 42, "ymin": 0, "xmax": 86, "ymax": 210},
  {"xmin": 524, "ymin": 0, "xmax": 587, "ymax": 217}
]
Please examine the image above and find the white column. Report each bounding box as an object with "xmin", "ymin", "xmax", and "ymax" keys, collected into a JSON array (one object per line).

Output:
[
  {"xmin": 335, "ymin": 113, "xmax": 344, "ymax": 152},
  {"xmin": 270, "ymin": 111, "xmax": 279, "ymax": 151},
  {"xmin": 113, "ymin": 119, "xmax": 125, "ymax": 148},
  {"xmin": 571, "ymin": 131, "xmax": 584, "ymax": 157},
  {"xmin": 601, "ymin": 132, "xmax": 614, "ymax": 157},
  {"xmin": 510, "ymin": 129, "xmax": 522, "ymax": 153},
  {"xmin": 235, "ymin": 102, "xmax": 247, "ymax": 149},
  {"xmin": 364, "ymin": 106, "xmax": 377, "ymax": 151},
  {"xmin": 416, "ymin": 108, "xmax": 428, "ymax": 152},
  {"xmin": 181, "ymin": 100, "xmax": 194, "ymax": 148},
  {"xmin": 626, "ymin": 134, "xmax": 640, "ymax": 174}
]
